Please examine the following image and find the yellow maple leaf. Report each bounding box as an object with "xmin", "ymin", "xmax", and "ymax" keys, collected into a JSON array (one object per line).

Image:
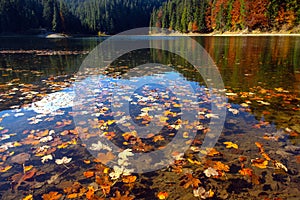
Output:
[
  {"xmin": 223, "ymin": 141, "xmax": 238, "ymax": 149},
  {"xmin": 0, "ymin": 165, "xmax": 12, "ymax": 172},
  {"xmin": 23, "ymin": 194, "xmax": 33, "ymax": 200},
  {"xmin": 157, "ymin": 191, "xmax": 169, "ymax": 200},
  {"xmin": 24, "ymin": 165, "xmax": 34, "ymax": 172},
  {"xmin": 251, "ymin": 159, "xmax": 268, "ymax": 169}
]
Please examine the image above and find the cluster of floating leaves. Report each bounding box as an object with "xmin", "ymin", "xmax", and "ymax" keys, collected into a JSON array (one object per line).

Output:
[
  {"xmin": 0, "ymin": 64, "xmax": 299, "ymax": 200},
  {"xmin": 0, "ymin": 50, "xmax": 89, "ymax": 56}
]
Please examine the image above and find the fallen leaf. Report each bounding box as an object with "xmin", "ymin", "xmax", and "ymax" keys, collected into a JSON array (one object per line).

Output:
[
  {"xmin": 239, "ymin": 168, "xmax": 253, "ymax": 176},
  {"xmin": 86, "ymin": 186, "xmax": 95, "ymax": 200},
  {"xmin": 83, "ymin": 171, "xmax": 95, "ymax": 178},
  {"xmin": 111, "ymin": 190, "xmax": 134, "ymax": 200},
  {"xmin": 122, "ymin": 175, "xmax": 137, "ymax": 183},
  {"xmin": 24, "ymin": 165, "xmax": 33, "ymax": 172},
  {"xmin": 42, "ymin": 191, "xmax": 62, "ymax": 200},
  {"xmin": 274, "ymin": 160, "xmax": 288, "ymax": 172},
  {"xmin": 223, "ymin": 141, "xmax": 238, "ymax": 149},
  {"xmin": 204, "ymin": 167, "xmax": 218, "ymax": 177},
  {"xmin": 251, "ymin": 159, "xmax": 268, "ymax": 169},
  {"xmin": 0, "ymin": 165, "xmax": 12, "ymax": 172},
  {"xmin": 95, "ymin": 152, "xmax": 115, "ymax": 164},
  {"xmin": 157, "ymin": 191, "xmax": 169, "ymax": 199},
  {"xmin": 11, "ymin": 152, "xmax": 30, "ymax": 164},
  {"xmin": 55, "ymin": 156, "xmax": 72, "ymax": 165},
  {"xmin": 23, "ymin": 194, "xmax": 33, "ymax": 200},
  {"xmin": 213, "ymin": 161, "xmax": 230, "ymax": 172},
  {"xmin": 181, "ymin": 173, "xmax": 201, "ymax": 189},
  {"xmin": 67, "ymin": 193, "xmax": 78, "ymax": 199}
]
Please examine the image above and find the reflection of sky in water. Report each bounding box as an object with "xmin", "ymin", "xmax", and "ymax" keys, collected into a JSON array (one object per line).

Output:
[{"xmin": 0, "ymin": 71, "xmax": 283, "ymax": 150}]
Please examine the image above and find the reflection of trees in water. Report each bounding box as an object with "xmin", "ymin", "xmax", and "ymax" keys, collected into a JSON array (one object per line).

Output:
[
  {"xmin": 201, "ymin": 36, "xmax": 299, "ymax": 92},
  {"xmin": 0, "ymin": 54, "xmax": 85, "ymax": 84}
]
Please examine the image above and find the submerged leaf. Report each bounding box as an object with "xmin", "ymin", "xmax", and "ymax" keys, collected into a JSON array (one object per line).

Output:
[
  {"xmin": 223, "ymin": 141, "xmax": 238, "ymax": 149},
  {"xmin": 251, "ymin": 158, "xmax": 268, "ymax": 169},
  {"xmin": 42, "ymin": 191, "xmax": 62, "ymax": 200}
]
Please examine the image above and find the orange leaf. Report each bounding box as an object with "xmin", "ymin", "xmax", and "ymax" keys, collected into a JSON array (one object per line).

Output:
[
  {"xmin": 255, "ymin": 142, "xmax": 263, "ymax": 149},
  {"xmin": 122, "ymin": 175, "xmax": 137, "ymax": 183},
  {"xmin": 42, "ymin": 191, "xmax": 62, "ymax": 200},
  {"xmin": 181, "ymin": 173, "xmax": 201, "ymax": 189},
  {"xmin": 207, "ymin": 148, "xmax": 220, "ymax": 156},
  {"xmin": 83, "ymin": 159, "xmax": 91, "ymax": 164},
  {"xmin": 157, "ymin": 191, "xmax": 169, "ymax": 200},
  {"xmin": 67, "ymin": 193, "xmax": 79, "ymax": 199},
  {"xmin": 239, "ymin": 168, "xmax": 253, "ymax": 176},
  {"xmin": 83, "ymin": 171, "xmax": 94, "ymax": 178},
  {"xmin": 251, "ymin": 159, "xmax": 268, "ymax": 169},
  {"xmin": 213, "ymin": 161, "xmax": 230, "ymax": 172},
  {"xmin": 153, "ymin": 135, "xmax": 165, "ymax": 142},
  {"xmin": 296, "ymin": 155, "xmax": 300, "ymax": 163},
  {"xmin": 261, "ymin": 152, "xmax": 271, "ymax": 161},
  {"xmin": 86, "ymin": 186, "xmax": 95, "ymax": 200}
]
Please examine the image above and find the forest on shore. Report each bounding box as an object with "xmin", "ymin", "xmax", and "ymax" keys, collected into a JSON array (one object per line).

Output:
[
  {"xmin": 150, "ymin": 0, "xmax": 300, "ymax": 34},
  {"xmin": 0, "ymin": 0, "xmax": 299, "ymax": 35},
  {"xmin": 0, "ymin": 0, "xmax": 163, "ymax": 35}
]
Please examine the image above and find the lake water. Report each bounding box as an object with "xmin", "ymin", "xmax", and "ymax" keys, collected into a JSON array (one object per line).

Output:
[{"xmin": 0, "ymin": 36, "xmax": 299, "ymax": 199}]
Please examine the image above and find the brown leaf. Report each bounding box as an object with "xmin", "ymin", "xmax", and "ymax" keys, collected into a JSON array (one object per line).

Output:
[
  {"xmin": 96, "ymin": 175, "xmax": 112, "ymax": 196},
  {"xmin": 111, "ymin": 191, "xmax": 134, "ymax": 200},
  {"xmin": 94, "ymin": 152, "xmax": 115, "ymax": 164},
  {"xmin": 11, "ymin": 153, "xmax": 30, "ymax": 164},
  {"xmin": 180, "ymin": 173, "xmax": 201, "ymax": 189}
]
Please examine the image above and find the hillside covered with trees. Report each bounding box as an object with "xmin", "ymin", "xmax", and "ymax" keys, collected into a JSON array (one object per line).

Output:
[
  {"xmin": 1, "ymin": 0, "xmax": 300, "ymax": 35},
  {"xmin": 150, "ymin": 0, "xmax": 300, "ymax": 33},
  {"xmin": 0, "ymin": 0, "xmax": 164, "ymax": 34}
]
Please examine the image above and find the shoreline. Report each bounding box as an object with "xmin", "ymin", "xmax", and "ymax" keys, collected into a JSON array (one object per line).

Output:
[{"xmin": 149, "ymin": 32, "xmax": 300, "ymax": 37}]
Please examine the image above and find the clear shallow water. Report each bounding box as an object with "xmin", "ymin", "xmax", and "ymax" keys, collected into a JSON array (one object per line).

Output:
[{"xmin": 0, "ymin": 36, "xmax": 299, "ymax": 199}]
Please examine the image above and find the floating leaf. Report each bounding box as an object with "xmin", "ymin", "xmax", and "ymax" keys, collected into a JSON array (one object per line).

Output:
[
  {"xmin": 122, "ymin": 175, "xmax": 137, "ymax": 183},
  {"xmin": 55, "ymin": 156, "xmax": 72, "ymax": 165},
  {"xmin": 95, "ymin": 152, "xmax": 115, "ymax": 164},
  {"xmin": 213, "ymin": 161, "xmax": 230, "ymax": 172},
  {"xmin": 86, "ymin": 186, "xmax": 95, "ymax": 200},
  {"xmin": 11, "ymin": 152, "xmax": 30, "ymax": 164},
  {"xmin": 83, "ymin": 171, "xmax": 94, "ymax": 178},
  {"xmin": 23, "ymin": 194, "xmax": 33, "ymax": 200},
  {"xmin": 67, "ymin": 193, "xmax": 79, "ymax": 199},
  {"xmin": 239, "ymin": 168, "xmax": 253, "ymax": 176},
  {"xmin": 42, "ymin": 191, "xmax": 62, "ymax": 200},
  {"xmin": 111, "ymin": 190, "xmax": 134, "ymax": 200},
  {"xmin": 207, "ymin": 148, "xmax": 220, "ymax": 156},
  {"xmin": 204, "ymin": 167, "xmax": 218, "ymax": 177},
  {"xmin": 251, "ymin": 159, "xmax": 268, "ymax": 169},
  {"xmin": 157, "ymin": 191, "xmax": 169, "ymax": 200},
  {"xmin": 274, "ymin": 160, "xmax": 288, "ymax": 172},
  {"xmin": 83, "ymin": 159, "xmax": 91, "ymax": 164},
  {"xmin": 41, "ymin": 155, "xmax": 53, "ymax": 163},
  {"xmin": 24, "ymin": 165, "xmax": 33, "ymax": 172},
  {"xmin": 0, "ymin": 165, "xmax": 12, "ymax": 172},
  {"xmin": 223, "ymin": 141, "xmax": 238, "ymax": 149},
  {"xmin": 181, "ymin": 173, "xmax": 201, "ymax": 189}
]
